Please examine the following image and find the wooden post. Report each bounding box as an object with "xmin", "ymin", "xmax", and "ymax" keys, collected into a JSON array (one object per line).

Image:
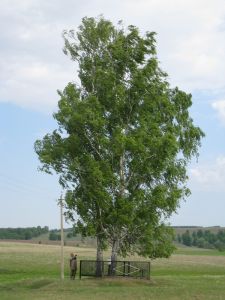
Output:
[
  {"xmin": 60, "ymin": 195, "xmax": 64, "ymax": 281},
  {"xmin": 79, "ymin": 260, "xmax": 82, "ymax": 280}
]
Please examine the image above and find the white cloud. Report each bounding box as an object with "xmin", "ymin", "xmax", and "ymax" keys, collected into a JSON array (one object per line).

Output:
[
  {"xmin": 212, "ymin": 100, "xmax": 225, "ymax": 125},
  {"xmin": 1, "ymin": 0, "xmax": 225, "ymax": 112},
  {"xmin": 114, "ymin": 0, "xmax": 225, "ymax": 91},
  {"xmin": 190, "ymin": 156, "xmax": 225, "ymax": 190},
  {"xmin": 0, "ymin": 59, "xmax": 75, "ymax": 113}
]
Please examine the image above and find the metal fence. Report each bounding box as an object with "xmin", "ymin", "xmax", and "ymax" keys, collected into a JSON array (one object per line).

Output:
[{"xmin": 79, "ymin": 260, "xmax": 150, "ymax": 280}]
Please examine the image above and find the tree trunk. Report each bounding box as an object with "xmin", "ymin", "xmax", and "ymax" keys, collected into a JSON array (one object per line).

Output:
[
  {"xmin": 96, "ymin": 235, "xmax": 103, "ymax": 277},
  {"xmin": 108, "ymin": 153, "xmax": 125, "ymax": 276},
  {"xmin": 110, "ymin": 239, "xmax": 119, "ymax": 276}
]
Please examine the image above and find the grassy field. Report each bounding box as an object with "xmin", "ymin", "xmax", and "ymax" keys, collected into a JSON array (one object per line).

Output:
[{"xmin": 0, "ymin": 242, "xmax": 225, "ymax": 299}]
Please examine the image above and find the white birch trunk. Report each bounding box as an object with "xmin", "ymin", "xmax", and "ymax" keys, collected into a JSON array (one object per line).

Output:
[{"xmin": 96, "ymin": 235, "xmax": 103, "ymax": 277}]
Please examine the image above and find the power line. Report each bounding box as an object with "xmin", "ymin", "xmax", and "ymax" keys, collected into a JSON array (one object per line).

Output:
[{"xmin": 0, "ymin": 172, "xmax": 59, "ymax": 197}]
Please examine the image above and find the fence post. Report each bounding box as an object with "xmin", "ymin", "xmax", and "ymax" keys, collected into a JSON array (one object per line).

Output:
[
  {"xmin": 79, "ymin": 260, "xmax": 82, "ymax": 279},
  {"xmin": 128, "ymin": 262, "xmax": 130, "ymax": 277},
  {"xmin": 102, "ymin": 261, "xmax": 104, "ymax": 277}
]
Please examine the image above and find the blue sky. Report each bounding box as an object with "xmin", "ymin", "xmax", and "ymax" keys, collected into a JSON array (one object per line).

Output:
[{"xmin": 0, "ymin": 0, "xmax": 225, "ymax": 229}]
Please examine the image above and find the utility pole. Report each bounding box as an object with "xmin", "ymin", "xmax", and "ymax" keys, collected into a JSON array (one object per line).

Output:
[{"xmin": 59, "ymin": 194, "xmax": 64, "ymax": 281}]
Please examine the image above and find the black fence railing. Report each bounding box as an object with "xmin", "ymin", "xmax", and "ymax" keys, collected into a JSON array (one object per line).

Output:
[{"xmin": 79, "ymin": 260, "xmax": 150, "ymax": 280}]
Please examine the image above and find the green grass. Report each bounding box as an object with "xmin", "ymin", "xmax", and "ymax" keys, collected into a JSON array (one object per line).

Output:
[
  {"xmin": 174, "ymin": 246, "xmax": 225, "ymax": 256},
  {"xmin": 1, "ymin": 241, "xmax": 225, "ymax": 299}
]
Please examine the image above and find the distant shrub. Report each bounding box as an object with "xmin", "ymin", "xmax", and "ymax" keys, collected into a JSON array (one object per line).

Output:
[
  {"xmin": 214, "ymin": 241, "xmax": 225, "ymax": 252},
  {"xmin": 67, "ymin": 232, "xmax": 73, "ymax": 238},
  {"xmin": 49, "ymin": 231, "xmax": 61, "ymax": 241}
]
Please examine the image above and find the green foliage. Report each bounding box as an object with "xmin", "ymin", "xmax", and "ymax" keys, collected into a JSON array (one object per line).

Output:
[
  {"xmin": 177, "ymin": 234, "xmax": 182, "ymax": 243},
  {"xmin": 35, "ymin": 16, "xmax": 204, "ymax": 259},
  {"xmin": 197, "ymin": 229, "xmax": 203, "ymax": 238},
  {"xmin": 0, "ymin": 226, "xmax": 49, "ymax": 240},
  {"xmin": 181, "ymin": 230, "xmax": 192, "ymax": 246},
  {"xmin": 66, "ymin": 232, "xmax": 73, "ymax": 238},
  {"xmin": 178, "ymin": 229, "xmax": 225, "ymax": 251},
  {"xmin": 214, "ymin": 240, "xmax": 225, "ymax": 251},
  {"xmin": 49, "ymin": 231, "xmax": 61, "ymax": 241},
  {"xmin": 136, "ymin": 225, "xmax": 176, "ymax": 258}
]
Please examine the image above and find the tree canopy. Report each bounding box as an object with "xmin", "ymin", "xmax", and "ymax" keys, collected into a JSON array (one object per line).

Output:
[{"xmin": 35, "ymin": 16, "xmax": 204, "ymax": 262}]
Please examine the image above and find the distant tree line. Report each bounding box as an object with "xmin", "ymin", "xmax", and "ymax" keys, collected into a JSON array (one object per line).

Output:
[
  {"xmin": 0, "ymin": 226, "xmax": 49, "ymax": 240},
  {"xmin": 49, "ymin": 229, "xmax": 75, "ymax": 241},
  {"xmin": 177, "ymin": 229, "xmax": 225, "ymax": 251},
  {"xmin": 49, "ymin": 230, "xmax": 61, "ymax": 241}
]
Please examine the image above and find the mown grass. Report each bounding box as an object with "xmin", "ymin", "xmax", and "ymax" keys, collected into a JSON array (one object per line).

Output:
[{"xmin": 0, "ymin": 241, "xmax": 225, "ymax": 299}]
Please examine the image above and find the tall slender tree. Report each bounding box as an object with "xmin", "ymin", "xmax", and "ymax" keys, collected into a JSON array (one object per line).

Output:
[{"xmin": 35, "ymin": 16, "xmax": 204, "ymax": 266}]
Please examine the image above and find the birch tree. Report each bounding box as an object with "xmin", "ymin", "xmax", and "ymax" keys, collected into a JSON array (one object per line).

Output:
[{"xmin": 35, "ymin": 17, "xmax": 204, "ymax": 266}]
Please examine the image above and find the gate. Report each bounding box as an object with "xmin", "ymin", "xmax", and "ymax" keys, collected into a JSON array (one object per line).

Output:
[{"xmin": 79, "ymin": 260, "xmax": 150, "ymax": 280}]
